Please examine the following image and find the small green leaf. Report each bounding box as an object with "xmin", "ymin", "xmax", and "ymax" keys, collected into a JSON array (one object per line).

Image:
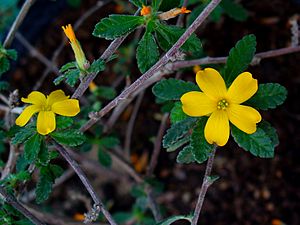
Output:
[
  {"xmin": 223, "ymin": 34, "xmax": 256, "ymax": 86},
  {"xmin": 136, "ymin": 32, "xmax": 160, "ymax": 73},
  {"xmin": 56, "ymin": 116, "xmax": 74, "ymax": 129},
  {"xmin": 220, "ymin": 0, "xmax": 248, "ymax": 21},
  {"xmin": 59, "ymin": 61, "xmax": 76, "ymax": 73},
  {"xmin": 170, "ymin": 102, "xmax": 188, "ymax": 124},
  {"xmin": 129, "ymin": 0, "xmax": 145, "ymax": 8},
  {"xmin": 37, "ymin": 140, "xmax": 50, "ymax": 166},
  {"xmin": 163, "ymin": 118, "xmax": 196, "ymax": 148},
  {"xmin": 24, "ymin": 133, "xmax": 42, "ymax": 163},
  {"xmin": 151, "ymin": 0, "xmax": 162, "ymax": 11},
  {"xmin": 98, "ymin": 148, "xmax": 112, "ymax": 167},
  {"xmin": 0, "ymin": 57, "xmax": 9, "ymax": 75},
  {"xmin": 16, "ymin": 154, "xmax": 29, "ymax": 172},
  {"xmin": 176, "ymin": 146, "xmax": 195, "ymax": 164},
  {"xmin": 231, "ymin": 126, "xmax": 274, "ymax": 158},
  {"xmin": 12, "ymin": 126, "xmax": 36, "ymax": 145},
  {"xmin": 156, "ymin": 215, "xmax": 192, "ymax": 225},
  {"xmin": 88, "ymin": 58, "xmax": 105, "ymax": 73},
  {"xmin": 246, "ymin": 83, "xmax": 287, "ymax": 110},
  {"xmin": 65, "ymin": 69, "xmax": 80, "ymax": 87},
  {"xmin": 166, "ymin": 135, "xmax": 190, "ymax": 152},
  {"xmin": 259, "ymin": 121, "xmax": 279, "ymax": 147},
  {"xmin": 53, "ymin": 74, "xmax": 66, "ymax": 85},
  {"xmin": 155, "ymin": 23, "xmax": 201, "ymax": 52},
  {"xmin": 6, "ymin": 49, "xmax": 17, "ymax": 60},
  {"xmin": 190, "ymin": 118, "xmax": 213, "ymax": 164},
  {"xmin": 152, "ymin": 78, "xmax": 199, "ymax": 101},
  {"xmin": 94, "ymin": 86, "xmax": 117, "ymax": 100},
  {"xmin": 93, "ymin": 15, "xmax": 144, "ymax": 40},
  {"xmin": 51, "ymin": 129, "xmax": 86, "ymax": 147},
  {"xmin": 99, "ymin": 137, "xmax": 120, "ymax": 148},
  {"xmin": 36, "ymin": 172, "xmax": 53, "ymax": 203}
]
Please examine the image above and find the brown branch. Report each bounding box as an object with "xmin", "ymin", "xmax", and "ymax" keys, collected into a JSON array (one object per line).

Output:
[
  {"xmin": 0, "ymin": 186, "xmax": 46, "ymax": 225},
  {"xmin": 80, "ymin": 0, "xmax": 222, "ymax": 131}
]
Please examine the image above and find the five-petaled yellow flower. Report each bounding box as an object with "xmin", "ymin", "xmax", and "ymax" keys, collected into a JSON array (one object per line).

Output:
[
  {"xmin": 16, "ymin": 90, "xmax": 80, "ymax": 135},
  {"xmin": 62, "ymin": 24, "xmax": 87, "ymax": 71},
  {"xmin": 181, "ymin": 68, "xmax": 262, "ymax": 146}
]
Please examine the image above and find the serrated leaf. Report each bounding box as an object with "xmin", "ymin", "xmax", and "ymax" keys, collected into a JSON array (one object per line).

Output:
[
  {"xmin": 129, "ymin": 0, "xmax": 145, "ymax": 8},
  {"xmin": 156, "ymin": 215, "xmax": 192, "ymax": 225},
  {"xmin": 37, "ymin": 140, "xmax": 50, "ymax": 166},
  {"xmin": 246, "ymin": 83, "xmax": 287, "ymax": 110},
  {"xmin": 56, "ymin": 116, "xmax": 73, "ymax": 129},
  {"xmin": 12, "ymin": 127, "xmax": 36, "ymax": 145},
  {"xmin": 88, "ymin": 58, "xmax": 105, "ymax": 73},
  {"xmin": 231, "ymin": 126, "xmax": 274, "ymax": 158},
  {"xmin": 24, "ymin": 133, "xmax": 42, "ymax": 163},
  {"xmin": 6, "ymin": 49, "xmax": 17, "ymax": 60},
  {"xmin": 94, "ymin": 86, "xmax": 117, "ymax": 100},
  {"xmin": 163, "ymin": 118, "xmax": 196, "ymax": 148},
  {"xmin": 59, "ymin": 61, "xmax": 76, "ymax": 73},
  {"xmin": 99, "ymin": 136, "xmax": 120, "ymax": 148},
  {"xmin": 93, "ymin": 15, "xmax": 144, "ymax": 40},
  {"xmin": 152, "ymin": 0, "xmax": 162, "ymax": 11},
  {"xmin": 190, "ymin": 118, "xmax": 213, "ymax": 164},
  {"xmin": 49, "ymin": 164, "xmax": 64, "ymax": 178},
  {"xmin": 220, "ymin": 0, "xmax": 248, "ymax": 21},
  {"xmin": 98, "ymin": 148, "xmax": 112, "ymax": 167},
  {"xmin": 166, "ymin": 135, "xmax": 190, "ymax": 152},
  {"xmin": 16, "ymin": 154, "xmax": 29, "ymax": 172},
  {"xmin": 223, "ymin": 34, "xmax": 256, "ymax": 86},
  {"xmin": 53, "ymin": 74, "xmax": 66, "ymax": 85},
  {"xmin": 259, "ymin": 121, "xmax": 279, "ymax": 147},
  {"xmin": 155, "ymin": 23, "xmax": 201, "ymax": 52},
  {"xmin": 51, "ymin": 129, "xmax": 86, "ymax": 147},
  {"xmin": 137, "ymin": 32, "xmax": 160, "ymax": 73},
  {"xmin": 36, "ymin": 173, "xmax": 53, "ymax": 203},
  {"xmin": 170, "ymin": 102, "xmax": 188, "ymax": 124},
  {"xmin": 176, "ymin": 146, "xmax": 195, "ymax": 164},
  {"xmin": 152, "ymin": 78, "xmax": 199, "ymax": 100},
  {"xmin": 65, "ymin": 69, "xmax": 80, "ymax": 87}
]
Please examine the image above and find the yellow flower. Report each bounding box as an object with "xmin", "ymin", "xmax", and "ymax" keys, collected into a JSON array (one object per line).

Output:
[
  {"xmin": 62, "ymin": 24, "xmax": 87, "ymax": 71},
  {"xmin": 140, "ymin": 5, "xmax": 151, "ymax": 16},
  {"xmin": 181, "ymin": 68, "xmax": 262, "ymax": 146},
  {"xmin": 16, "ymin": 90, "xmax": 80, "ymax": 135}
]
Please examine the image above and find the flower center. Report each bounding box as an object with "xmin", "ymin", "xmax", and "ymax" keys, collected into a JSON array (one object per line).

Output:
[
  {"xmin": 217, "ymin": 99, "xmax": 229, "ymax": 110},
  {"xmin": 42, "ymin": 104, "xmax": 52, "ymax": 111}
]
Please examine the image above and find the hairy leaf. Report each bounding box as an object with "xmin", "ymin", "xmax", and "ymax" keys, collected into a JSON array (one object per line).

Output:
[
  {"xmin": 170, "ymin": 102, "xmax": 188, "ymax": 124},
  {"xmin": 24, "ymin": 134, "xmax": 42, "ymax": 163},
  {"xmin": 176, "ymin": 146, "xmax": 195, "ymax": 164},
  {"xmin": 51, "ymin": 130, "xmax": 86, "ymax": 147}
]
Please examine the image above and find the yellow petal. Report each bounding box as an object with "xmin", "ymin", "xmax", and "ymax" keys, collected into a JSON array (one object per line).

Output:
[
  {"xmin": 227, "ymin": 104, "xmax": 262, "ymax": 134},
  {"xmin": 15, "ymin": 105, "xmax": 41, "ymax": 127},
  {"xmin": 227, "ymin": 72, "xmax": 258, "ymax": 104},
  {"xmin": 196, "ymin": 68, "xmax": 227, "ymax": 100},
  {"xmin": 37, "ymin": 111, "xmax": 56, "ymax": 135},
  {"xmin": 21, "ymin": 91, "xmax": 46, "ymax": 106},
  {"xmin": 204, "ymin": 110, "xmax": 229, "ymax": 146},
  {"xmin": 180, "ymin": 91, "xmax": 216, "ymax": 117},
  {"xmin": 47, "ymin": 90, "xmax": 69, "ymax": 106},
  {"xmin": 51, "ymin": 99, "xmax": 80, "ymax": 116}
]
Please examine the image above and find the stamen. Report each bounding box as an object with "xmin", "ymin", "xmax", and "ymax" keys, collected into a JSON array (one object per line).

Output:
[{"xmin": 217, "ymin": 99, "xmax": 229, "ymax": 110}]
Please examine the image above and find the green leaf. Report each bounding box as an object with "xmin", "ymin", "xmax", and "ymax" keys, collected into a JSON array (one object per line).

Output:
[
  {"xmin": 53, "ymin": 74, "xmax": 66, "ymax": 86},
  {"xmin": 163, "ymin": 118, "xmax": 196, "ymax": 148},
  {"xmin": 49, "ymin": 164, "xmax": 64, "ymax": 178},
  {"xmin": 94, "ymin": 86, "xmax": 117, "ymax": 100},
  {"xmin": 51, "ymin": 129, "xmax": 86, "ymax": 147},
  {"xmin": 36, "ymin": 172, "xmax": 53, "ymax": 203},
  {"xmin": 187, "ymin": 4, "xmax": 205, "ymax": 26},
  {"xmin": 152, "ymin": 78, "xmax": 199, "ymax": 100},
  {"xmin": 176, "ymin": 146, "xmax": 195, "ymax": 164},
  {"xmin": 0, "ymin": 57, "xmax": 9, "ymax": 75},
  {"xmin": 231, "ymin": 126, "xmax": 274, "ymax": 158},
  {"xmin": 65, "ymin": 69, "xmax": 81, "ymax": 87},
  {"xmin": 159, "ymin": 0, "xmax": 181, "ymax": 11},
  {"xmin": 16, "ymin": 154, "xmax": 29, "ymax": 172},
  {"xmin": 12, "ymin": 126, "xmax": 36, "ymax": 145},
  {"xmin": 99, "ymin": 136, "xmax": 120, "ymax": 148},
  {"xmin": 155, "ymin": 23, "xmax": 201, "ymax": 52},
  {"xmin": 24, "ymin": 134, "xmax": 42, "ymax": 163},
  {"xmin": 56, "ymin": 116, "xmax": 74, "ymax": 129},
  {"xmin": 37, "ymin": 141, "xmax": 50, "ymax": 166},
  {"xmin": 166, "ymin": 135, "xmax": 190, "ymax": 152},
  {"xmin": 259, "ymin": 121, "xmax": 279, "ymax": 147},
  {"xmin": 136, "ymin": 32, "xmax": 160, "ymax": 73},
  {"xmin": 190, "ymin": 118, "xmax": 213, "ymax": 164},
  {"xmin": 246, "ymin": 83, "xmax": 287, "ymax": 110},
  {"xmin": 129, "ymin": 0, "xmax": 145, "ymax": 8},
  {"xmin": 220, "ymin": 0, "xmax": 248, "ymax": 21},
  {"xmin": 170, "ymin": 102, "xmax": 188, "ymax": 124},
  {"xmin": 152, "ymin": 0, "xmax": 162, "ymax": 11},
  {"xmin": 98, "ymin": 148, "xmax": 112, "ymax": 167},
  {"xmin": 156, "ymin": 215, "xmax": 192, "ymax": 225},
  {"xmin": 59, "ymin": 61, "xmax": 76, "ymax": 73},
  {"xmin": 6, "ymin": 49, "xmax": 17, "ymax": 60},
  {"xmin": 88, "ymin": 58, "xmax": 105, "ymax": 73},
  {"xmin": 93, "ymin": 15, "xmax": 144, "ymax": 40},
  {"xmin": 223, "ymin": 34, "xmax": 256, "ymax": 86}
]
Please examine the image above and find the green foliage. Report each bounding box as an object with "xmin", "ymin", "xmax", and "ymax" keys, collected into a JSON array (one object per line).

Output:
[
  {"xmin": 223, "ymin": 34, "xmax": 256, "ymax": 86},
  {"xmin": 98, "ymin": 148, "xmax": 112, "ymax": 167},
  {"xmin": 93, "ymin": 15, "xmax": 145, "ymax": 40},
  {"xmin": 50, "ymin": 129, "xmax": 86, "ymax": 147},
  {"xmin": 163, "ymin": 117, "xmax": 196, "ymax": 148},
  {"xmin": 166, "ymin": 135, "xmax": 190, "ymax": 152},
  {"xmin": 36, "ymin": 164, "xmax": 63, "ymax": 203},
  {"xmin": 0, "ymin": 171, "xmax": 30, "ymax": 187},
  {"xmin": 259, "ymin": 121, "xmax": 279, "ymax": 147},
  {"xmin": 137, "ymin": 31, "xmax": 160, "ymax": 73},
  {"xmin": 54, "ymin": 67, "xmax": 81, "ymax": 87},
  {"xmin": 159, "ymin": 0, "xmax": 181, "ymax": 11},
  {"xmin": 59, "ymin": 61, "xmax": 76, "ymax": 73},
  {"xmin": 176, "ymin": 146, "xmax": 195, "ymax": 163},
  {"xmin": 152, "ymin": 78, "xmax": 199, "ymax": 101},
  {"xmin": 0, "ymin": 0, "xmax": 19, "ymax": 40},
  {"xmin": 170, "ymin": 102, "xmax": 188, "ymax": 124},
  {"xmin": 156, "ymin": 215, "xmax": 192, "ymax": 225},
  {"xmin": 231, "ymin": 125, "xmax": 274, "ymax": 158},
  {"xmin": 246, "ymin": 83, "xmax": 287, "ymax": 110},
  {"xmin": 155, "ymin": 23, "xmax": 201, "ymax": 52},
  {"xmin": 220, "ymin": 0, "xmax": 248, "ymax": 21},
  {"xmin": 0, "ymin": 203, "xmax": 33, "ymax": 225},
  {"xmin": 0, "ymin": 43, "xmax": 17, "ymax": 77},
  {"xmin": 56, "ymin": 116, "xmax": 74, "ymax": 129},
  {"xmin": 87, "ymin": 58, "xmax": 105, "ymax": 73},
  {"xmin": 129, "ymin": 0, "xmax": 146, "ymax": 8},
  {"xmin": 96, "ymin": 136, "xmax": 119, "ymax": 167},
  {"xmin": 24, "ymin": 133, "xmax": 43, "ymax": 163},
  {"xmin": 37, "ymin": 140, "xmax": 50, "ymax": 166},
  {"xmin": 11, "ymin": 125, "xmax": 36, "ymax": 145}
]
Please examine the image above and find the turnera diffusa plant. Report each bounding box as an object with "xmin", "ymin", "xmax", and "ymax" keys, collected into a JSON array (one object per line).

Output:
[{"xmin": 0, "ymin": 0, "xmax": 294, "ymax": 224}]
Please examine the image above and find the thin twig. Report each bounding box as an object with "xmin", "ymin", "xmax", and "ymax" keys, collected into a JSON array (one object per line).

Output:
[
  {"xmin": 0, "ymin": 186, "xmax": 46, "ymax": 225},
  {"xmin": 53, "ymin": 142, "xmax": 117, "ymax": 225},
  {"xmin": 80, "ymin": 0, "xmax": 222, "ymax": 131},
  {"xmin": 191, "ymin": 146, "xmax": 217, "ymax": 225},
  {"xmin": 3, "ymin": 0, "xmax": 36, "ymax": 48}
]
